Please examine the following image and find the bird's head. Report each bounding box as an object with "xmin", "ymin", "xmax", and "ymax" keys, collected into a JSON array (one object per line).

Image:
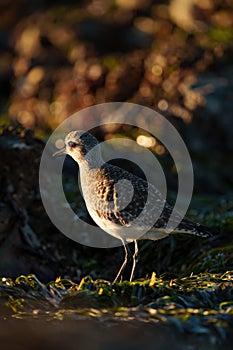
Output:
[{"xmin": 53, "ymin": 130, "xmax": 100, "ymax": 164}]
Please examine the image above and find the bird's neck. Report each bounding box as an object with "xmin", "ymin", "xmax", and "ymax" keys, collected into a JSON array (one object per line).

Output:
[
  {"xmin": 78, "ymin": 154, "xmax": 104, "ymax": 194},
  {"xmin": 77, "ymin": 151, "xmax": 104, "ymax": 191},
  {"xmin": 79, "ymin": 152, "xmax": 104, "ymax": 171}
]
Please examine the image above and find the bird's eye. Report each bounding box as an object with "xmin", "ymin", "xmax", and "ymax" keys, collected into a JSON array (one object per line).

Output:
[{"xmin": 68, "ymin": 141, "xmax": 78, "ymax": 148}]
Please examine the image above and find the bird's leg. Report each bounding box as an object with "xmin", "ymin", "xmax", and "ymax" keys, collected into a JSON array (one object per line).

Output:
[
  {"xmin": 129, "ymin": 240, "xmax": 139, "ymax": 282},
  {"xmin": 112, "ymin": 239, "xmax": 128, "ymax": 285}
]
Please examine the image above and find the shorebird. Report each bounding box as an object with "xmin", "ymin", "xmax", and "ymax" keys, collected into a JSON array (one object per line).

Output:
[{"xmin": 53, "ymin": 130, "xmax": 212, "ymax": 284}]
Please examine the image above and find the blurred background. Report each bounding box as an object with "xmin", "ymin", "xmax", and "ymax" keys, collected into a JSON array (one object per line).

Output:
[
  {"xmin": 0, "ymin": 0, "xmax": 232, "ymax": 280},
  {"xmin": 1, "ymin": 0, "xmax": 233, "ymax": 192}
]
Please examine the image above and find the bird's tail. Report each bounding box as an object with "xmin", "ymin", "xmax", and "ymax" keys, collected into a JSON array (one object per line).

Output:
[
  {"xmin": 171, "ymin": 217, "xmax": 213, "ymax": 238},
  {"xmin": 140, "ymin": 218, "xmax": 213, "ymax": 241}
]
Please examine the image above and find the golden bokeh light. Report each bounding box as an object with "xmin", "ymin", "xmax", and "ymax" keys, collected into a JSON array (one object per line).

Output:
[
  {"xmin": 155, "ymin": 144, "xmax": 165, "ymax": 155},
  {"xmin": 158, "ymin": 99, "xmax": 168, "ymax": 111},
  {"xmin": 55, "ymin": 139, "xmax": 65, "ymax": 150},
  {"xmin": 137, "ymin": 135, "xmax": 156, "ymax": 148}
]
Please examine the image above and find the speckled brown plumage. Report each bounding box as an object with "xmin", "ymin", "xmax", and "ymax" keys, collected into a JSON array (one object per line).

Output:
[{"xmin": 53, "ymin": 130, "xmax": 212, "ymax": 283}]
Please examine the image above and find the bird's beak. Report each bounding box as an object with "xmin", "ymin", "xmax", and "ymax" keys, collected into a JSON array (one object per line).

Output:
[{"xmin": 52, "ymin": 148, "xmax": 67, "ymax": 157}]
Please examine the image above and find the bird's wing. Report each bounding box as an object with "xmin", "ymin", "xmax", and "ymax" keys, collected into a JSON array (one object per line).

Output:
[
  {"xmin": 94, "ymin": 164, "xmax": 163, "ymax": 227},
  {"xmin": 94, "ymin": 164, "xmax": 213, "ymax": 238}
]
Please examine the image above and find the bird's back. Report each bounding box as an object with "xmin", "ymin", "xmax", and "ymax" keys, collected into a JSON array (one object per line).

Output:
[{"xmin": 80, "ymin": 161, "xmax": 213, "ymax": 241}]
